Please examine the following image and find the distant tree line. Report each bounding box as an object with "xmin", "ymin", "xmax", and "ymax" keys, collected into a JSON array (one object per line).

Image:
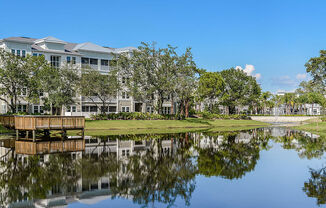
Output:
[{"xmin": 1, "ymin": 46, "xmax": 325, "ymax": 116}]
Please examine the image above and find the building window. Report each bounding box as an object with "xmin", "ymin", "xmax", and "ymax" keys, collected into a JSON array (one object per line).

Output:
[
  {"xmin": 81, "ymin": 57, "xmax": 89, "ymax": 64},
  {"xmin": 72, "ymin": 106, "xmax": 76, "ymax": 112},
  {"xmin": 39, "ymin": 54, "xmax": 43, "ymax": 57},
  {"xmin": 67, "ymin": 56, "xmax": 71, "ymax": 63},
  {"xmin": 122, "ymin": 106, "xmax": 130, "ymax": 112},
  {"xmin": 101, "ymin": 59, "xmax": 108, "ymax": 66},
  {"xmin": 90, "ymin": 58, "xmax": 98, "ymax": 65},
  {"xmin": 34, "ymin": 106, "xmax": 39, "ymax": 113},
  {"xmin": 33, "ymin": 53, "xmax": 38, "ymax": 56},
  {"xmin": 16, "ymin": 50, "xmax": 20, "ymax": 56},
  {"xmin": 163, "ymin": 107, "xmax": 171, "ymax": 114},
  {"xmin": 147, "ymin": 106, "xmax": 154, "ymax": 113},
  {"xmin": 39, "ymin": 90, "xmax": 44, "ymax": 97},
  {"xmin": 22, "ymin": 50, "xmax": 26, "ymax": 58},
  {"xmin": 66, "ymin": 106, "xmax": 71, "ymax": 112},
  {"xmin": 122, "ymin": 92, "xmax": 129, "ymax": 99},
  {"xmin": 109, "ymin": 106, "xmax": 117, "ymax": 112},
  {"xmin": 101, "ymin": 106, "xmax": 108, "ymax": 112},
  {"xmin": 50, "ymin": 56, "xmax": 60, "ymax": 68},
  {"xmin": 40, "ymin": 106, "xmax": 44, "ymax": 114},
  {"xmin": 82, "ymin": 106, "xmax": 90, "ymax": 112},
  {"xmin": 90, "ymin": 106, "xmax": 97, "ymax": 112},
  {"xmin": 11, "ymin": 49, "xmax": 15, "ymax": 54},
  {"xmin": 72, "ymin": 57, "xmax": 76, "ymax": 64}
]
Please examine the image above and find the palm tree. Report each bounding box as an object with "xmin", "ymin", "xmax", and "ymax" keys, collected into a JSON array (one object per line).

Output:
[{"xmin": 260, "ymin": 91, "xmax": 272, "ymax": 115}]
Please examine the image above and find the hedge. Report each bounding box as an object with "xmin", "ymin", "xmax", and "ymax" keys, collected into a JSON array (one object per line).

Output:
[
  {"xmin": 90, "ymin": 112, "xmax": 186, "ymax": 120},
  {"xmin": 197, "ymin": 112, "xmax": 251, "ymax": 120}
]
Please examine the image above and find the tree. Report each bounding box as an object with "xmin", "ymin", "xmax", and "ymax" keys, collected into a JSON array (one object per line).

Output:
[
  {"xmin": 117, "ymin": 42, "xmax": 198, "ymax": 116},
  {"xmin": 0, "ymin": 50, "xmax": 47, "ymax": 113},
  {"xmin": 197, "ymin": 72, "xmax": 225, "ymax": 112},
  {"xmin": 79, "ymin": 68, "xmax": 120, "ymax": 114},
  {"xmin": 260, "ymin": 91, "xmax": 272, "ymax": 115},
  {"xmin": 305, "ymin": 50, "xmax": 326, "ymax": 92},
  {"xmin": 174, "ymin": 48, "xmax": 198, "ymax": 117},
  {"xmin": 220, "ymin": 68, "xmax": 261, "ymax": 114},
  {"xmin": 39, "ymin": 63, "xmax": 80, "ymax": 115},
  {"xmin": 282, "ymin": 93, "xmax": 296, "ymax": 115}
]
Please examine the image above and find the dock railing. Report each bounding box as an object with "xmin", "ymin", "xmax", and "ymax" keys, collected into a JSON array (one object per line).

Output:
[{"xmin": 0, "ymin": 115, "xmax": 85, "ymax": 130}]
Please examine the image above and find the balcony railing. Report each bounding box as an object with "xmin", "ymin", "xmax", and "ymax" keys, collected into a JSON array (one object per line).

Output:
[{"xmin": 82, "ymin": 64, "xmax": 98, "ymax": 70}]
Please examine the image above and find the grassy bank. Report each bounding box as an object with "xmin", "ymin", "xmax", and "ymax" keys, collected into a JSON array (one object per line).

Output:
[
  {"xmin": 84, "ymin": 118, "xmax": 269, "ymax": 136},
  {"xmin": 294, "ymin": 121, "xmax": 326, "ymax": 136}
]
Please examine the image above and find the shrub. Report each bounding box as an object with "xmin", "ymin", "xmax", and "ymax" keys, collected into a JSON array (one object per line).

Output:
[
  {"xmin": 89, "ymin": 112, "xmax": 186, "ymax": 120},
  {"xmin": 198, "ymin": 111, "xmax": 250, "ymax": 120}
]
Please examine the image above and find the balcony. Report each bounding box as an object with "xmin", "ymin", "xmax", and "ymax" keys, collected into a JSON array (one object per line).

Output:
[{"xmin": 81, "ymin": 64, "xmax": 98, "ymax": 70}]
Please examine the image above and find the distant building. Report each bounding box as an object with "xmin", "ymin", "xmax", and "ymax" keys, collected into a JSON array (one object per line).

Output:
[{"xmin": 0, "ymin": 36, "xmax": 176, "ymax": 117}]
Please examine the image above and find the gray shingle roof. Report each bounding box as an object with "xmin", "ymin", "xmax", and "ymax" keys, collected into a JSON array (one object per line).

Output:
[
  {"xmin": 1, "ymin": 36, "xmax": 135, "ymax": 54},
  {"xmin": 31, "ymin": 44, "xmax": 81, "ymax": 56},
  {"xmin": 35, "ymin": 36, "xmax": 66, "ymax": 44},
  {"xmin": 3, "ymin": 37, "xmax": 37, "ymax": 44},
  {"xmin": 73, "ymin": 42, "xmax": 115, "ymax": 53}
]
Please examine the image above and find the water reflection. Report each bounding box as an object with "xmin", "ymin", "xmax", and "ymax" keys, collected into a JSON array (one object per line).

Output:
[
  {"xmin": 271, "ymin": 129, "xmax": 326, "ymax": 159},
  {"xmin": 0, "ymin": 128, "xmax": 325, "ymax": 207},
  {"xmin": 195, "ymin": 130, "xmax": 270, "ymax": 179}
]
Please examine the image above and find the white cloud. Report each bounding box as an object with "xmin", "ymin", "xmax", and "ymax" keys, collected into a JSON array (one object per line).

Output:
[
  {"xmin": 296, "ymin": 73, "xmax": 307, "ymax": 80},
  {"xmin": 236, "ymin": 64, "xmax": 261, "ymax": 80}
]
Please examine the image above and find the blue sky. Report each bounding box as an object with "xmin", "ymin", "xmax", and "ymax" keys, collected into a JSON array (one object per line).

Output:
[{"xmin": 1, "ymin": 0, "xmax": 326, "ymax": 92}]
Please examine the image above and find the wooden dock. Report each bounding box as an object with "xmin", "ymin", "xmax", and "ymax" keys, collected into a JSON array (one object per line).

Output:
[{"xmin": 0, "ymin": 115, "xmax": 85, "ymax": 141}]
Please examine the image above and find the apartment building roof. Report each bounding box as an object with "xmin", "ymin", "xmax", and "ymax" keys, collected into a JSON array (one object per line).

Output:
[
  {"xmin": 35, "ymin": 36, "xmax": 67, "ymax": 44},
  {"xmin": 1, "ymin": 36, "xmax": 37, "ymax": 44},
  {"xmin": 73, "ymin": 42, "xmax": 115, "ymax": 53},
  {"xmin": 0, "ymin": 36, "xmax": 137, "ymax": 54},
  {"xmin": 31, "ymin": 44, "xmax": 82, "ymax": 56}
]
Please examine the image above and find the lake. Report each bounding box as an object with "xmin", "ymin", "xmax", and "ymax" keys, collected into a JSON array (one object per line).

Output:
[{"xmin": 0, "ymin": 127, "xmax": 325, "ymax": 208}]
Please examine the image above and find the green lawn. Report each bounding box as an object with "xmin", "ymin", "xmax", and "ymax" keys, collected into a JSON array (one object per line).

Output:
[
  {"xmin": 294, "ymin": 122, "xmax": 326, "ymax": 136},
  {"xmin": 84, "ymin": 118, "xmax": 269, "ymax": 135}
]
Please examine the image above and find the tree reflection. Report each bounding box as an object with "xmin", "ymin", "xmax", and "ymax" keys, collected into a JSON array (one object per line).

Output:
[
  {"xmin": 303, "ymin": 166, "xmax": 326, "ymax": 205},
  {"xmin": 0, "ymin": 152, "xmax": 80, "ymax": 206},
  {"xmin": 273, "ymin": 130, "xmax": 326, "ymax": 159},
  {"xmin": 0, "ymin": 136, "xmax": 197, "ymax": 207},
  {"xmin": 110, "ymin": 139, "xmax": 196, "ymax": 207},
  {"xmin": 197, "ymin": 129, "xmax": 270, "ymax": 179}
]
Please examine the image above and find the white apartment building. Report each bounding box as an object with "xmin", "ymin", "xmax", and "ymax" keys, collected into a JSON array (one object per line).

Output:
[{"xmin": 0, "ymin": 36, "xmax": 175, "ymax": 117}]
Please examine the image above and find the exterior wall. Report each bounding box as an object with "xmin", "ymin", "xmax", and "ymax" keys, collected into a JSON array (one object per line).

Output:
[
  {"xmin": 45, "ymin": 42, "xmax": 65, "ymax": 51},
  {"xmin": 2, "ymin": 41, "xmax": 32, "ymax": 55}
]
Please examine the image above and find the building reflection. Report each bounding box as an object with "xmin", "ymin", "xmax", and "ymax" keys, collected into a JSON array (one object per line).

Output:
[{"xmin": 0, "ymin": 128, "xmax": 320, "ymax": 207}]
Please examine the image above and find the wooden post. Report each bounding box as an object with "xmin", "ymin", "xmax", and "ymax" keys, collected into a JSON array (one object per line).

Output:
[
  {"xmin": 26, "ymin": 131, "xmax": 29, "ymax": 139},
  {"xmin": 32, "ymin": 130, "xmax": 35, "ymax": 142},
  {"xmin": 16, "ymin": 130, "xmax": 19, "ymax": 140}
]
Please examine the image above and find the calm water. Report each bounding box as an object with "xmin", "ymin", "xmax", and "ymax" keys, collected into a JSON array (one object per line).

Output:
[{"xmin": 1, "ymin": 127, "xmax": 326, "ymax": 208}]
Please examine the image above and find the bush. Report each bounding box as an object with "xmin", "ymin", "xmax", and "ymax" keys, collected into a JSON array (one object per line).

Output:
[
  {"xmin": 90, "ymin": 112, "xmax": 186, "ymax": 120},
  {"xmin": 197, "ymin": 111, "xmax": 250, "ymax": 120},
  {"xmin": 321, "ymin": 116, "xmax": 326, "ymax": 122}
]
